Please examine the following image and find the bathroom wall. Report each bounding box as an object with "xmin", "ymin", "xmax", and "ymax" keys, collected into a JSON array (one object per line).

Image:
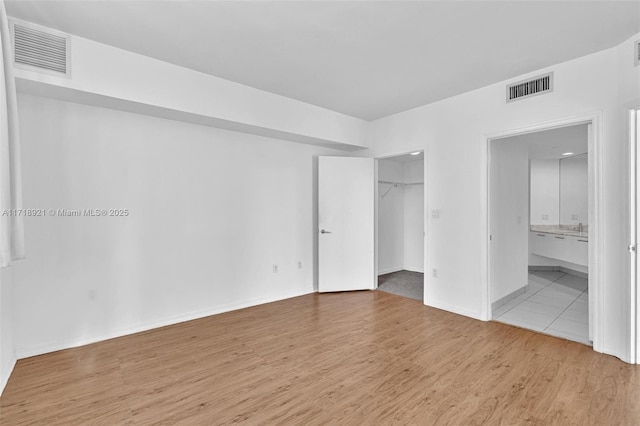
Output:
[
  {"xmin": 560, "ymin": 154, "xmax": 588, "ymax": 226},
  {"xmin": 530, "ymin": 160, "xmax": 560, "ymax": 226},
  {"xmin": 489, "ymin": 139, "xmax": 529, "ymax": 303}
]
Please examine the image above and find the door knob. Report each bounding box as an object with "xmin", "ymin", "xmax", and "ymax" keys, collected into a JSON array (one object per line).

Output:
[{"xmin": 320, "ymin": 229, "xmax": 332, "ymax": 234}]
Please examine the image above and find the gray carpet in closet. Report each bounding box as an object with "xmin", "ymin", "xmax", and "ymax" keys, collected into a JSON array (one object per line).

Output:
[{"xmin": 377, "ymin": 270, "xmax": 424, "ymax": 301}]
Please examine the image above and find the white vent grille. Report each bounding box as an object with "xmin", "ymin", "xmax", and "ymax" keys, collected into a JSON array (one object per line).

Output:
[
  {"xmin": 635, "ymin": 39, "xmax": 640, "ymax": 67},
  {"xmin": 10, "ymin": 20, "xmax": 70, "ymax": 77},
  {"xmin": 506, "ymin": 72, "xmax": 553, "ymax": 102}
]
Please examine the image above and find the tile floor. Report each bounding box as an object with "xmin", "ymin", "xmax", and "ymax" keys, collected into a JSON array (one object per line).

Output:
[{"xmin": 493, "ymin": 270, "xmax": 590, "ymax": 346}]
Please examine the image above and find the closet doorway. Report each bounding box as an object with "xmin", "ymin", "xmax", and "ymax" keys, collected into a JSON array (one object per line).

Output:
[{"xmin": 376, "ymin": 152, "xmax": 425, "ymax": 301}]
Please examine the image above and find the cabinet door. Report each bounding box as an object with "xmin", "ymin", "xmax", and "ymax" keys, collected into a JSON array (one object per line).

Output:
[
  {"xmin": 571, "ymin": 237, "xmax": 589, "ymax": 267},
  {"xmin": 531, "ymin": 232, "xmax": 552, "ymax": 257},
  {"xmin": 550, "ymin": 235, "xmax": 569, "ymax": 261}
]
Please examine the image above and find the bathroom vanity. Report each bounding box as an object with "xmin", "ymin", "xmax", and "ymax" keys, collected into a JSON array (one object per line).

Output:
[
  {"xmin": 529, "ymin": 226, "xmax": 588, "ymax": 267},
  {"xmin": 529, "ymin": 153, "xmax": 588, "ymax": 270}
]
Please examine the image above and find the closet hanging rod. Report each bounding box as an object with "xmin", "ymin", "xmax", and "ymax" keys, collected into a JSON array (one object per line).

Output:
[{"xmin": 378, "ymin": 180, "xmax": 424, "ymax": 186}]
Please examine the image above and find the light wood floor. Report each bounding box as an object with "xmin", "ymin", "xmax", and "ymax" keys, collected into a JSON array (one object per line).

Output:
[{"xmin": 1, "ymin": 291, "xmax": 639, "ymax": 425}]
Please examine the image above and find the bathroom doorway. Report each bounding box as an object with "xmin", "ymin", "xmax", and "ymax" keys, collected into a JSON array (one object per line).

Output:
[
  {"xmin": 489, "ymin": 122, "xmax": 593, "ymax": 346},
  {"xmin": 376, "ymin": 152, "xmax": 424, "ymax": 301}
]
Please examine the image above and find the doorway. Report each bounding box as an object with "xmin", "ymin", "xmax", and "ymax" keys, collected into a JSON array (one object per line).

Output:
[
  {"xmin": 376, "ymin": 152, "xmax": 425, "ymax": 301},
  {"xmin": 488, "ymin": 117, "xmax": 600, "ymax": 349}
]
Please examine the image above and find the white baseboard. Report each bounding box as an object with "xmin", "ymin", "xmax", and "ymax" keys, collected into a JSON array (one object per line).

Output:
[
  {"xmin": 377, "ymin": 266, "xmax": 404, "ymax": 275},
  {"xmin": 16, "ymin": 289, "xmax": 313, "ymax": 359},
  {"xmin": 425, "ymin": 299, "xmax": 483, "ymax": 321},
  {"xmin": 0, "ymin": 354, "xmax": 16, "ymax": 397},
  {"xmin": 378, "ymin": 266, "xmax": 425, "ymax": 275},
  {"xmin": 491, "ymin": 285, "xmax": 527, "ymax": 311}
]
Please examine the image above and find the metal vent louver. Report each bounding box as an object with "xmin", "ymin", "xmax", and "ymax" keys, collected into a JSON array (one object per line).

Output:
[
  {"xmin": 11, "ymin": 21, "xmax": 70, "ymax": 76},
  {"xmin": 506, "ymin": 72, "xmax": 553, "ymax": 102}
]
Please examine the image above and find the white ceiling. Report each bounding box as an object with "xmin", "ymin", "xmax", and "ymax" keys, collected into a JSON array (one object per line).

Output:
[
  {"xmin": 496, "ymin": 123, "xmax": 588, "ymax": 160},
  {"xmin": 383, "ymin": 151, "xmax": 424, "ymax": 163},
  {"xmin": 6, "ymin": 1, "xmax": 640, "ymax": 121}
]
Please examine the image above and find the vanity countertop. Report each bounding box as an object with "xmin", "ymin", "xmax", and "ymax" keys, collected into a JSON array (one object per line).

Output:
[{"xmin": 530, "ymin": 225, "xmax": 588, "ymax": 240}]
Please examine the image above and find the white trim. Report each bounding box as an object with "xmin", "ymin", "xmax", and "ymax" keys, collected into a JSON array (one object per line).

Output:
[
  {"xmin": 377, "ymin": 266, "xmax": 404, "ymax": 275},
  {"xmin": 482, "ymin": 134, "xmax": 491, "ymax": 321},
  {"xmin": 484, "ymin": 112, "xmax": 604, "ymax": 354},
  {"xmin": 427, "ymin": 299, "xmax": 483, "ymax": 321},
  {"xmin": 0, "ymin": 355, "xmax": 16, "ymax": 397},
  {"xmin": 423, "ymin": 144, "xmax": 429, "ymax": 305},
  {"xmin": 15, "ymin": 289, "xmax": 313, "ymax": 359},
  {"xmin": 374, "ymin": 159, "xmax": 379, "ymax": 289},
  {"xmin": 631, "ymin": 107, "xmax": 640, "ymax": 364}
]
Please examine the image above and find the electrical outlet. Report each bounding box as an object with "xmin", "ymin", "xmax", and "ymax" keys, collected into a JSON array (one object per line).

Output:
[
  {"xmin": 432, "ymin": 268, "xmax": 438, "ymax": 278},
  {"xmin": 273, "ymin": 264, "xmax": 278, "ymax": 273},
  {"xmin": 431, "ymin": 209, "xmax": 440, "ymax": 219},
  {"xmin": 298, "ymin": 261, "xmax": 302, "ymax": 269},
  {"xmin": 571, "ymin": 214, "xmax": 579, "ymax": 221},
  {"xmin": 542, "ymin": 214, "xmax": 549, "ymax": 221}
]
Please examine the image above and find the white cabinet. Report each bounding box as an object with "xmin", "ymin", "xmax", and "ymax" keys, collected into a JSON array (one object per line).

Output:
[
  {"xmin": 570, "ymin": 237, "xmax": 589, "ymax": 266},
  {"xmin": 531, "ymin": 232, "xmax": 555, "ymax": 257},
  {"xmin": 529, "ymin": 231, "xmax": 588, "ymax": 267}
]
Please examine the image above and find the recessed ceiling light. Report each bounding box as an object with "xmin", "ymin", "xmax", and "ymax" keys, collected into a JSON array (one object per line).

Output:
[
  {"xmin": 562, "ymin": 152, "xmax": 574, "ymax": 156},
  {"xmin": 410, "ymin": 151, "xmax": 421, "ymax": 156}
]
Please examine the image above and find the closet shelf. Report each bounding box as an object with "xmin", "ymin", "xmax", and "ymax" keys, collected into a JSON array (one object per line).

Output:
[{"xmin": 378, "ymin": 180, "xmax": 424, "ymax": 198}]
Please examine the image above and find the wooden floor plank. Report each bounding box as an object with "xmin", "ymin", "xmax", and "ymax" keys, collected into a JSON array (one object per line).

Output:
[{"xmin": 1, "ymin": 291, "xmax": 639, "ymax": 425}]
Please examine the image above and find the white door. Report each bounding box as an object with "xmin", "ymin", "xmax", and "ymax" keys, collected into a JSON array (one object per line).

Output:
[{"xmin": 319, "ymin": 156, "xmax": 375, "ymax": 292}]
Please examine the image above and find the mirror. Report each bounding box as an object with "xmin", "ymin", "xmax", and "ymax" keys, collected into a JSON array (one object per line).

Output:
[
  {"xmin": 530, "ymin": 153, "xmax": 588, "ymax": 228},
  {"xmin": 560, "ymin": 153, "xmax": 588, "ymax": 226}
]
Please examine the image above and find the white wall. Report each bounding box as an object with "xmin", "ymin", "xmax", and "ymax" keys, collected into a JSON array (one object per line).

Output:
[
  {"xmin": 490, "ymin": 139, "xmax": 529, "ymax": 302},
  {"xmin": 368, "ymin": 33, "xmax": 640, "ymax": 361},
  {"xmin": 378, "ymin": 160, "xmax": 405, "ymax": 274},
  {"xmin": 378, "ymin": 159, "xmax": 424, "ymax": 275},
  {"xmin": 403, "ymin": 160, "xmax": 424, "ymax": 272},
  {"xmin": 13, "ymin": 94, "xmax": 345, "ymax": 358},
  {"xmin": 0, "ymin": 267, "xmax": 16, "ymax": 395},
  {"xmin": 560, "ymin": 154, "xmax": 588, "ymax": 225},
  {"xmin": 530, "ymin": 160, "xmax": 560, "ymax": 225}
]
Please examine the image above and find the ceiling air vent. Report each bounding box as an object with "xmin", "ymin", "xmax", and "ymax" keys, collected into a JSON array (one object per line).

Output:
[
  {"xmin": 10, "ymin": 20, "xmax": 70, "ymax": 77},
  {"xmin": 506, "ymin": 72, "xmax": 553, "ymax": 103}
]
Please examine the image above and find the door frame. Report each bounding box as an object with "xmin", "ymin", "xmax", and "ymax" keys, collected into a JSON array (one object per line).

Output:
[
  {"xmin": 630, "ymin": 106, "xmax": 640, "ymax": 364},
  {"xmin": 374, "ymin": 151, "xmax": 427, "ymax": 302},
  {"xmin": 484, "ymin": 112, "xmax": 603, "ymax": 353}
]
